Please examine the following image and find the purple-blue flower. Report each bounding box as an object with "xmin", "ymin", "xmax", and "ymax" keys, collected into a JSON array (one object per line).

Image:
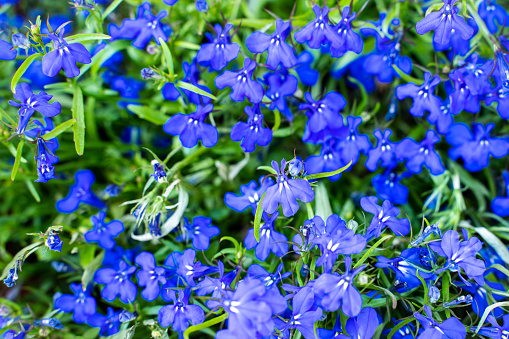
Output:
[
  {"xmin": 471, "ymin": 315, "xmax": 509, "ymax": 338},
  {"xmin": 365, "ymin": 129, "xmax": 398, "ymax": 172},
  {"xmin": 33, "ymin": 318, "xmax": 63, "ymax": 330},
  {"xmin": 361, "ymin": 196, "xmax": 410, "ymax": 240},
  {"xmin": 196, "ymin": 23, "xmax": 240, "ymax": 71},
  {"xmin": 56, "ymin": 170, "xmax": 107, "ymax": 213},
  {"xmin": 9, "ymin": 83, "xmax": 61, "ymax": 135},
  {"xmin": 0, "ymin": 39, "xmax": 17, "ymax": 60},
  {"xmin": 224, "ymin": 176, "xmax": 275, "ymax": 214},
  {"xmin": 263, "ymin": 68, "xmax": 298, "ymax": 120},
  {"xmin": 396, "ymin": 72, "xmax": 442, "ymax": 119},
  {"xmin": 230, "ymin": 104, "xmax": 273, "ymax": 152},
  {"xmin": 87, "ymin": 308, "xmax": 121, "ymax": 336},
  {"xmin": 295, "ymin": 51, "xmax": 319, "ymax": 86},
  {"xmin": 42, "ymin": 28, "xmax": 91, "ymax": 78},
  {"xmin": 372, "ymin": 170, "xmax": 409, "ymax": 205},
  {"xmin": 397, "ymin": 130, "xmax": 445, "ymax": 175},
  {"xmin": 34, "ymin": 137, "xmax": 58, "ymax": 183},
  {"xmin": 94, "ymin": 260, "xmax": 137, "ymax": 303},
  {"xmin": 336, "ymin": 116, "xmax": 371, "ymax": 165},
  {"xmin": 318, "ymin": 307, "xmax": 379, "ymax": 339},
  {"xmin": 135, "ymin": 251, "xmax": 167, "ymax": 301},
  {"xmin": 158, "ymin": 288, "xmax": 205, "ymax": 331},
  {"xmin": 244, "ymin": 211, "xmax": 289, "ymax": 261},
  {"xmin": 478, "ymin": 0, "xmax": 509, "ymax": 33},
  {"xmin": 330, "ymin": 6, "xmax": 363, "ymax": 58},
  {"xmin": 46, "ymin": 232, "xmax": 63, "ymax": 252},
  {"xmin": 54, "ymin": 283, "xmax": 96, "ymax": 323},
  {"xmin": 280, "ymin": 290, "xmax": 323, "ymax": 339},
  {"xmin": 84, "ymin": 211, "xmax": 124, "ymax": 250},
  {"xmin": 492, "ymin": 171, "xmax": 509, "ymax": 217},
  {"xmin": 414, "ymin": 305, "xmax": 466, "ymax": 339},
  {"xmin": 215, "ymin": 57, "xmax": 264, "ymax": 103},
  {"xmin": 176, "ymin": 216, "xmax": 220, "ymax": 250},
  {"xmin": 247, "ymin": 263, "xmax": 290, "ymax": 290},
  {"xmin": 196, "ymin": 261, "xmax": 237, "ymax": 309},
  {"xmin": 261, "ymin": 159, "xmax": 315, "ymax": 217},
  {"xmin": 294, "ymin": 5, "xmax": 339, "ymax": 49},
  {"xmin": 300, "ymin": 92, "xmax": 345, "ymax": 134},
  {"xmin": 163, "ymin": 104, "xmax": 218, "ymax": 148},
  {"xmin": 305, "ymin": 138, "xmax": 346, "ymax": 182},
  {"xmin": 175, "ymin": 249, "xmax": 212, "ymax": 286}
]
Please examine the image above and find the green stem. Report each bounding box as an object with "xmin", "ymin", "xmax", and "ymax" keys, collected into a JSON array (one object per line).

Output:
[{"xmin": 183, "ymin": 313, "xmax": 228, "ymax": 339}]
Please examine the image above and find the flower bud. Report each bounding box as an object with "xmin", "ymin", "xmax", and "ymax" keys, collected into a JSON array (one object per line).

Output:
[
  {"xmin": 12, "ymin": 33, "xmax": 31, "ymax": 49},
  {"xmin": 288, "ymin": 156, "xmax": 303, "ymax": 177}
]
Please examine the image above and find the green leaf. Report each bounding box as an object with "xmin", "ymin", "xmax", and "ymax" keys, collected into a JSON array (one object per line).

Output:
[
  {"xmin": 177, "ymin": 81, "xmax": 217, "ymax": 101},
  {"xmin": 257, "ymin": 165, "xmax": 277, "ymax": 175},
  {"xmin": 79, "ymin": 246, "xmax": 96, "ymax": 268},
  {"xmin": 475, "ymin": 227, "xmax": 509, "ymax": 265},
  {"xmin": 11, "ymin": 139, "xmax": 24, "ymax": 181},
  {"xmin": 0, "ymin": 241, "xmax": 43, "ymax": 280},
  {"xmin": 42, "ymin": 119, "xmax": 76, "ymax": 140},
  {"xmin": 66, "ymin": 33, "xmax": 111, "ymax": 43},
  {"xmin": 475, "ymin": 301, "xmax": 509, "ymax": 334},
  {"xmin": 220, "ymin": 236, "xmax": 240, "ymax": 254},
  {"xmin": 354, "ymin": 235, "xmax": 393, "ymax": 269},
  {"xmin": 72, "ymin": 84, "xmax": 85, "ymax": 155},
  {"xmin": 159, "ymin": 37, "xmax": 174, "ymax": 75},
  {"xmin": 0, "ymin": 106, "xmax": 16, "ymax": 126},
  {"xmin": 82, "ymin": 251, "xmax": 104, "ymax": 288},
  {"xmin": 387, "ymin": 318, "xmax": 414, "ymax": 339},
  {"xmin": 416, "ymin": 269, "xmax": 429, "ymax": 304},
  {"xmin": 183, "ymin": 313, "xmax": 228, "ymax": 339},
  {"xmin": 11, "ymin": 53, "xmax": 41, "ymax": 93},
  {"xmin": 102, "ymin": 0, "xmax": 124, "ymax": 21},
  {"xmin": 174, "ymin": 40, "xmax": 201, "ymax": 50},
  {"xmin": 90, "ymin": 40, "xmax": 131, "ymax": 79},
  {"xmin": 488, "ymin": 264, "xmax": 509, "ymax": 277},
  {"xmin": 425, "ymin": 2, "xmax": 444, "ymax": 16},
  {"xmin": 254, "ymin": 192, "xmax": 266, "ymax": 242},
  {"xmin": 392, "ymin": 65, "xmax": 424, "ymax": 85},
  {"xmin": 127, "ymin": 105, "xmax": 168, "ymax": 125},
  {"xmin": 305, "ymin": 160, "xmax": 352, "ymax": 181},
  {"xmin": 314, "ymin": 182, "xmax": 332, "ymax": 220},
  {"xmin": 443, "ymin": 271, "xmax": 451, "ymax": 318},
  {"xmin": 24, "ymin": 179, "xmax": 41, "ymax": 202}
]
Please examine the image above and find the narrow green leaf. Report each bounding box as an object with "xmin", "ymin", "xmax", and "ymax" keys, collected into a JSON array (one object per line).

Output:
[
  {"xmin": 488, "ymin": 264, "xmax": 509, "ymax": 278},
  {"xmin": 0, "ymin": 106, "xmax": 17, "ymax": 126},
  {"xmin": 416, "ymin": 270, "xmax": 429, "ymax": 304},
  {"xmin": 443, "ymin": 271, "xmax": 451, "ymax": 318},
  {"xmin": 315, "ymin": 182, "xmax": 332, "ymax": 220},
  {"xmin": 387, "ymin": 318, "xmax": 414, "ymax": 339},
  {"xmin": 354, "ymin": 235, "xmax": 393, "ymax": 269},
  {"xmin": 11, "ymin": 139, "xmax": 24, "ymax": 181},
  {"xmin": 24, "ymin": 179, "xmax": 41, "ymax": 202},
  {"xmin": 177, "ymin": 81, "xmax": 217, "ymax": 101},
  {"xmin": 425, "ymin": 2, "xmax": 444, "ymax": 16},
  {"xmin": 102, "ymin": 0, "xmax": 124, "ymax": 21},
  {"xmin": 257, "ymin": 165, "xmax": 277, "ymax": 175},
  {"xmin": 159, "ymin": 37, "xmax": 174, "ymax": 75},
  {"xmin": 220, "ymin": 236, "xmax": 240, "ymax": 254},
  {"xmin": 183, "ymin": 313, "xmax": 228, "ymax": 339},
  {"xmin": 174, "ymin": 40, "xmax": 201, "ymax": 50},
  {"xmin": 254, "ymin": 192, "xmax": 266, "ymax": 242},
  {"xmin": 475, "ymin": 227, "xmax": 509, "ymax": 265},
  {"xmin": 71, "ymin": 84, "xmax": 85, "ymax": 156},
  {"xmin": 90, "ymin": 40, "xmax": 130, "ymax": 79},
  {"xmin": 66, "ymin": 33, "xmax": 111, "ymax": 43},
  {"xmin": 127, "ymin": 105, "xmax": 168, "ymax": 125},
  {"xmin": 42, "ymin": 119, "xmax": 76, "ymax": 140},
  {"xmin": 272, "ymin": 109, "xmax": 281, "ymax": 131},
  {"xmin": 305, "ymin": 160, "xmax": 352, "ymax": 181},
  {"xmin": 0, "ymin": 241, "xmax": 43, "ymax": 280},
  {"xmin": 11, "ymin": 53, "xmax": 41, "ymax": 93},
  {"xmin": 82, "ymin": 251, "xmax": 104, "ymax": 288},
  {"xmin": 475, "ymin": 301, "xmax": 509, "ymax": 334},
  {"xmin": 392, "ymin": 65, "xmax": 424, "ymax": 85}
]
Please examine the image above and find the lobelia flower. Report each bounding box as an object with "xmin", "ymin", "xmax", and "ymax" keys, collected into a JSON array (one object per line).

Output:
[
  {"xmin": 396, "ymin": 72, "xmax": 442, "ymax": 119},
  {"xmin": 196, "ymin": 23, "xmax": 240, "ymax": 71},
  {"xmin": 494, "ymin": 52, "xmax": 509, "ymax": 96},
  {"xmin": 94, "ymin": 260, "xmax": 138, "ymax": 303},
  {"xmin": 372, "ymin": 170, "xmax": 409, "ymax": 205},
  {"xmin": 449, "ymin": 68, "xmax": 481, "ymax": 115},
  {"xmin": 478, "ymin": 0, "xmax": 509, "ymax": 33},
  {"xmin": 9, "ymin": 83, "xmax": 61, "ymax": 135},
  {"xmin": 134, "ymin": 252, "xmax": 167, "ymax": 301},
  {"xmin": 1, "ymin": 330, "xmax": 24, "ymax": 339},
  {"xmin": 0, "ymin": 38, "xmax": 17, "ymax": 60},
  {"xmin": 288, "ymin": 156, "xmax": 304, "ymax": 177},
  {"xmin": 34, "ymin": 137, "xmax": 58, "ymax": 183},
  {"xmin": 365, "ymin": 129, "xmax": 399, "ymax": 172},
  {"xmin": 261, "ymin": 159, "xmax": 315, "ymax": 217},
  {"xmin": 429, "ymin": 285, "xmax": 441, "ymax": 303},
  {"xmin": 196, "ymin": 261, "xmax": 237, "ymax": 309},
  {"xmin": 471, "ymin": 315, "xmax": 509, "ymax": 339},
  {"xmin": 295, "ymin": 51, "xmax": 319, "ymax": 86},
  {"xmin": 294, "ymin": 5, "xmax": 339, "ymax": 49},
  {"xmin": 314, "ymin": 257, "xmax": 365, "ymax": 317},
  {"xmin": 462, "ymin": 281, "xmax": 506, "ymax": 316},
  {"xmin": 300, "ymin": 92, "xmax": 345, "ymax": 134},
  {"xmin": 443, "ymin": 294, "xmax": 473, "ymax": 308},
  {"xmin": 414, "ymin": 305, "xmax": 466, "ymax": 339},
  {"xmin": 432, "ymin": 18, "xmax": 478, "ymax": 56},
  {"xmin": 446, "ymin": 123, "xmax": 509, "ymax": 172},
  {"xmin": 84, "ymin": 211, "xmax": 124, "ymax": 250},
  {"xmin": 119, "ymin": 310, "xmax": 137, "ymax": 322},
  {"xmin": 42, "ymin": 28, "xmax": 91, "ymax": 78},
  {"xmin": 25, "ymin": 118, "xmax": 60, "ymax": 155},
  {"xmin": 176, "ymin": 216, "xmax": 220, "ymax": 251},
  {"xmin": 108, "ymin": 2, "xmax": 170, "ymax": 49},
  {"xmin": 318, "ymin": 307, "xmax": 380, "ymax": 339},
  {"xmin": 224, "ymin": 176, "xmax": 275, "ymax": 213},
  {"xmin": 158, "ymin": 288, "xmax": 205, "ymax": 331},
  {"xmin": 87, "ymin": 308, "xmax": 121, "ymax": 336},
  {"xmin": 293, "ymin": 215, "xmax": 346, "ymax": 255},
  {"xmin": 312, "ymin": 220, "xmax": 366, "ymax": 272},
  {"xmin": 11, "ymin": 33, "xmax": 30, "ymax": 50},
  {"xmin": 33, "ymin": 318, "xmax": 63, "ymax": 330},
  {"xmin": 415, "ymin": 0, "xmax": 474, "ymax": 45},
  {"xmin": 280, "ymin": 291, "xmax": 323, "ymax": 339},
  {"xmin": 247, "ymin": 263, "xmax": 290, "ymax": 290},
  {"xmin": 104, "ymin": 184, "xmax": 121, "ymax": 197},
  {"xmin": 361, "ymin": 196, "xmax": 410, "ymax": 240},
  {"xmin": 492, "ymin": 171, "xmax": 509, "ymax": 217},
  {"xmin": 244, "ymin": 211, "xmax": 289, "ymax": 261},
  {"xmin": 215, "ymin": 57, "xmax": 264, "ymax": 103},
  {"xmin": 46, "ymin": 232, "xmax": 63, "ymax": 252},
  {"xmin": 263, "ymin": 68, "xmax": 298, "ymax": 120},
  {"xmin": 430, "ymin": 229, "xmax": 485, "ymax": 285},
  {"xmin": 230, "ymin": 104, "xmax": 273, "ymax": 153},
  {"xmin": 175, "ymin": 249, "xmax": 214, "ymax": 286},
  {"xmin": 411, "ymin": 223, "xmax": 442, "ymax": 246},
  {"xmin": 150, "ymin": 160, "xmax": 167, "ymax": 183},
  {"xmin": 56, "ymin": 169, "xmax": 107, "ymax": 213},
  {"xmin": 195, "ymin": 0, "xmax": 209, "ymax": 12},
  {"xmin": 163, "ymin": 104, "xmax": 218, "ymax": 148},
  {"xmin": 336, "ymin": 116, "xmax": 371, "ymax": 165},
  {"xmin": 54, "ymin": 283, "xmax": 96, "ymax": 323},
  {"xmin": 246, "ymin": 19, "xmax": 297, "ymax": 69},
  {"xmin": 397, "ymin": 130, "xmax": 445, "ymax": 175},
  {"xmin": 428, "ymin": 97, "xmax": 455, "ymax": 135},
  {"xmin": 305, "ymin": 138, "xmax": 346, "ymax": 182},
  {"xmin": 330, "ymin": 6, "xmax": 363, "ymax": 58}
]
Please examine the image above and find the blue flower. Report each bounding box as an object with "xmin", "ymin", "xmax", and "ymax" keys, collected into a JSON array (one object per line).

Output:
[
  {"xmin": 492, "ymin": 171, "xmax": 509, "ymax": 217},
  {"xmin": 224, "ymin": 176, "xmax": 275, "ymax": 214},
  {"xmin": 42, "ymin": 28, "xmax": 91, "ymax": 78},
  {"xmin": 449, "ymin": 68, "xmax": 481, "ymax": 115},
  {"xmin": 34, "ymin": 138, "xmax": 58, "ymax": 183},
  {"xmin": 460, "ymin": 280, "xmax": 505, "ymax": 317},
  {"xmin": 397, "ymin": 130, "xmax": 445, "ymax": 175},
  {"xmin": 300, "ymin": 92, "xmax": 346, "ymax": 134},
  {"xmin": 180, "ymin": 60, "xmax": 213, "ymax": 105},
  {"xmin": 411, "ymin": 224, "xmax": 442, "ymax": 246},
  {"xmin": 195, "ymin": 0, "xmax": 209, "ymax": 12},
  {"xmin": 330, "ymin": 6, "xmax": 363, "ymax": 58},
  {"xmin": 176, "ymin": 216, "xmax": 220, "ymax": 251},
  {"xmin": 11, "ymin": 33, "xmax": 30, "ymax": 50},
  {"xmin": 415, "ymin": 0, "xmax": 474, "ymax": 45},
  {"xmin": 372, "ymin": 170, "xmax": 409, "ymax": 205},
  {"xmin": 429, "ymin": 229, "xmax": 485, "ymax": 285},
  {"xmin": 94, "ymin": 261, "xmax": 137, "ymax": 303},
  {"xmin": 0, "ymin": 39, "xmax": 17, "ymax": 60},
  {"xmin": 163, "ymin": 104, "xmax": 218, "ymax": 148},
  {"xmin": 295, "ymin": 51, "xmax": 319, "ymax": 87},
  {"xmin": 158, "ymin": 288, "xmax": 205, "ymax": 331},
  {"xmin": 108, "ymin": 2, "xmax": 170, "ymax": 49},
  {"xmin": 263, "ymin": 68, "xmax": 298, "ymax": 120},
  {"xmin": 150, "ymin": 160, "xmax": 167, "ymax": 183},
  {"xmin": 230, "ymin": 104, "xmax": 273, "ymax": 152},
  {"xmin": 446, "ymin": 123, "xmax": 509, "ymax": 172},
  {"xmin": 87, "ymin": 308, "xmax": 121, "ymax": 336},
  {"xmin": 361, "ymin": 196, "xmax": 410, "ymax": 240},
  {"xmin": 261, "ymin": 159, "xmax": 315, "ymax": 217},
  {"xmin": 428, "ymin": 98, "xmax": 455, "ymax": 135},
  {"xmin": 244, "ymin": 212, "xmax": 289, "ymax": 261},
  {"xmin": 396, "ymin": 72, "xmax": 442, "ymax": 119},
  {"xmin": 119, "ymin": 310, "xmax": 137, "ymax": 322},
  {"xmin": 135, "ymin": 251, "xmax": 167, "ymax": 301},
  {"xmin": 26, "ymin": 118, "xmax": 60, "ymax": 154},
  {"xmin": 104, "ymin": 184, "xmax": 121, "ymax": 197},
  {"xmin": 215, "ymin": 57, "xmax": 264, "ymax": 103},
  {"xmin": 414, "ymin": 305, "xmax": 466, "ymax": 338},
  {"xmin": 318, "ymin": 307, "xmax": 380, "ymax": 339},
  {"xmin": 9, "ymin": 83, "xmax": 61, "ymax": 135},
  {"xmin": 0, "ymin": 330, "xmax": 24, "ymax": 339},
  {"xmin": 365, "ymin": 129, "xmax": 398, "ymax": 172},
  {"xmin": 196, "ymin": 23, "xmax": 240, "ymax": 71},
  {"xmin": 433, "ymin": 18, "xmax": 478, "ymax": 56},
  {"xmin": 293, "ymin": 214, "xmax": 348, "ymax": 255},
  {"xmin": 84, "ymin": 211, "xmax": 124, "ymax": 250},
  {"xmin": 196, "ymin": 261, "xmax": 237, "ymax": 309},
  {"xmin": 54, "ymin": 283, "xmax": 96, "ymax": 323},
  {"xmin": 494, "ymin": 52, "xmax": 509, "ymax": 96},
  {"xmin": 246, "ymin": 19, "xmax": 296, "ymax": 69},
  {"xmin": 288, "ymin": 156, "xmax": 304, "ymax": 177},
  {"xmin": 305, "ymin": 139, "xmax": 346, "ymax": 182},
  {"xmin": 247, "ymin": 263, "xmax": 290, "ymax": 290},
  {"xmin": 56, "ymin": 170, "xmax": 107, "ymax": 213},
  {"xmin": 46, "ymin": 232, "xmax": 63, "ymax": 252},
  {"xmin": 314, "ymin": 257, "xmax": 365, "ymax": 317},
  {"xmin": 336, "ymin": 116, "xmax": 371, "ymax": 165},
  {"xmin": 3, "ymin": 267, "xmax": 18, "ymax": 287},
  {"xmin": 294, "ymin": 5, "xmax": 339, "ymax": 49},
  {"xmin": 478, "ymin": 0, "xmax": 509, "ymax": 33},
  {"xmin": 280, "ymin": 291, "xmax": 322, "ymax": 339},
  {"xmin": 33, "ymin": 318, "xmax": 63, "ymax": 330},
  {"xmin": 175, "ymin": 249, "xmax": 213, "ymax": 286}
]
